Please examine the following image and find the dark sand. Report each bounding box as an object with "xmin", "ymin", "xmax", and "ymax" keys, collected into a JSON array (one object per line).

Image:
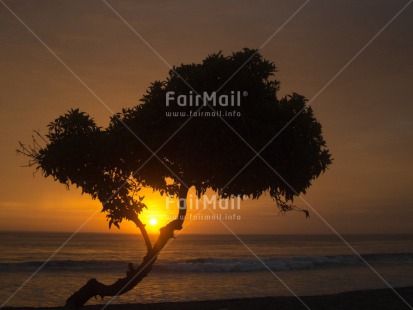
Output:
[{"xmin": 4, "ymin": 286, "xmax": 413, "ymax": 310}]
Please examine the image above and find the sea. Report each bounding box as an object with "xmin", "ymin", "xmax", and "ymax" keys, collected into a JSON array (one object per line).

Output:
[{"xmin": 1, "ymin": 232, "xmax": 412, "ymax": 307}]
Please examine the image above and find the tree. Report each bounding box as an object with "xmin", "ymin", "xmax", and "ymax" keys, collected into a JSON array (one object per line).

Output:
[{"xmin": 18, "ymin": 48, "xmax": 332, "ymax": 308}]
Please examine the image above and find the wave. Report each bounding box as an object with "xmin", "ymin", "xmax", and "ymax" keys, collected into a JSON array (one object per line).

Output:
[
  {"xmin": 2, "ymin": 253, "xmax": 412, "ymax": 273},
  {"xmin": 0, "ymin": 259, "xmax": 126, "ymax": 272},
  {"xmin": 156, "ymin": 252, "xmax": 413, "ymax": 273}
]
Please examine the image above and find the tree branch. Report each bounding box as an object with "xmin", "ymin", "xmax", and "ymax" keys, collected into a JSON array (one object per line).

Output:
[
  {"xmin": 130, "ymin": 215, "xmax": 152, "ymax": 253},
  {"xmin": 64, "ymin": 186, "xmax": 188, "ymax": 309}
]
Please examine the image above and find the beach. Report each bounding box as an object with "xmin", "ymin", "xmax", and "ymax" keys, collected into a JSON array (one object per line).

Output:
[
  {"xmin": 3, "ymin": 286, "xmax": 413, "ymax": 309},
  {"xmin": 2, "ymin": 233, "xmax": 413, "ymax": 308}
]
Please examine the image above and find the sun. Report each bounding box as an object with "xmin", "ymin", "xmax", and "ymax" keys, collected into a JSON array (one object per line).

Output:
[{"xmin": 149, "ymin": 218, "xmax": 157, "ymax": 226}]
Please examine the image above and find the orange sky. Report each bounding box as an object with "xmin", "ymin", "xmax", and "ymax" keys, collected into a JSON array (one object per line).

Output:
[{"xmin": 0, "ymin": 1, "xmax": 412, "ymax": 235}]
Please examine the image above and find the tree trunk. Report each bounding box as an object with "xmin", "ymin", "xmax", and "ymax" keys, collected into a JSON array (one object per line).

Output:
[{"xmin": 64, "ymin": 186, "xmax": 188, "ymax": 308}]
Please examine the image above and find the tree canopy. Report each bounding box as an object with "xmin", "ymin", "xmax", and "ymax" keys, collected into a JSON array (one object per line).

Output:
[{"xmin": 20, "ymin": 48, "xmax": 331, "ymax": 229}]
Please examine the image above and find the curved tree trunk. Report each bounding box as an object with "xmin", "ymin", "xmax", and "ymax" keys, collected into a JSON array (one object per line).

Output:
[{"xmin": 65, "ymin": 186, "xmax": 188, "ymax": 309}]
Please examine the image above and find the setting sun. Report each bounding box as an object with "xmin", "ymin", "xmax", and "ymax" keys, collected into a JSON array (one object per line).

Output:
[{"xmin": 149, "ymin": 218, "xmax": 157, "ymax": 226}]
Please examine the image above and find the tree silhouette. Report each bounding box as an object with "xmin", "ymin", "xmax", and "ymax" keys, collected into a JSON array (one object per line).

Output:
[{"xmin": 18, "ymin": 48, "xmax": 332, "ymax": 308}]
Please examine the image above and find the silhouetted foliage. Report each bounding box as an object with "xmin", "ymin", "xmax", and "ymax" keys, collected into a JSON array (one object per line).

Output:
[
  {"xmin": 110, "ymin": 48, "xmax": 331, "ymax": 210},
  {"xmin": 18, "ymin": 48, "xmax": 332, "ymax": 307}
]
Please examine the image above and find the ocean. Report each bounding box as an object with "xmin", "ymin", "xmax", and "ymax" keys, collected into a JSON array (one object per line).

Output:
[{"xmin": 1, "ymin": 232, "xmax": 412, "ymax": 307}]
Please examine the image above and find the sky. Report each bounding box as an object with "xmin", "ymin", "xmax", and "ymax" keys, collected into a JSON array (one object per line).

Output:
[{"xmin": 0, "ymin": 0, "xmax": 412, "ymax": 235}]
